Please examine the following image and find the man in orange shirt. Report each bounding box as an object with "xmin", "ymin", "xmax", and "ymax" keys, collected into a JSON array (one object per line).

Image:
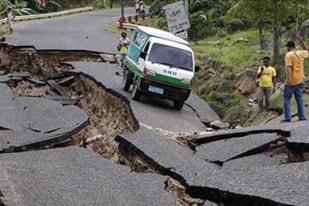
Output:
[{"xmin": 283, "ymin": 36, "xmax": 309, "ymax": 122}]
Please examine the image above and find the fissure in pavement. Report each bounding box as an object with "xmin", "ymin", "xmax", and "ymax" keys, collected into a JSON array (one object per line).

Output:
[
  {"xmin": 0, "ymin": 44, "xmax": 205, "ymax": 206},
  {"xmin": 2, "ymin": 43, "xmax": 309, "ymax": 206}
]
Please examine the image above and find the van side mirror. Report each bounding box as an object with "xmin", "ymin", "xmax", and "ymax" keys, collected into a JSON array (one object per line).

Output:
[
  {"xmin": 140, "ymin": 51, "xmax": 147, "ymax": 59},
  {"xmin": 195, "ymin": 65, "xmax": 200, "ymax": 72}
]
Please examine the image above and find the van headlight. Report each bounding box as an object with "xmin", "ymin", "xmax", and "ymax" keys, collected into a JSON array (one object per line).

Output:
[{"xmin": 181, "ymin": 78, "xmax": 192, "ymax": 85}]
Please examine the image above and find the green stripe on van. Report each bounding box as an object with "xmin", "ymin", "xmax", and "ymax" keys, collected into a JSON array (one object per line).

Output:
[
  {"xmin": 124, "ymin": 57, "xmax": 190, "ymax": 89},
  {"xmin": 148, "ymin": 73, "xmax": 189, "ymax": 89}
]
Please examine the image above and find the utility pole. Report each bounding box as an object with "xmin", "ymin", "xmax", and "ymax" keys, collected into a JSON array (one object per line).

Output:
[
  {"xmin": 184, "ymin": 0, "xmax": 189, "ymax": 16},
  {"xmin": 120, "ymin": 0, "xmax": 124, "ymax": 20}
]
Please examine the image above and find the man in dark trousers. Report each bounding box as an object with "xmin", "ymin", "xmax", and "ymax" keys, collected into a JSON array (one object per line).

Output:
[{"xmin": 283, "ymin": 36, "xmax": 309, "ymax": 122}]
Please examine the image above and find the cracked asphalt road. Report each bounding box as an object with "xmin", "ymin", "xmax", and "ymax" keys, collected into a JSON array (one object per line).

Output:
[
  {"xmin": 2, "ymin": 7, "xmax": 309, "ymax": 206},
  {"xmin": 6, "ymin": 8, "xmax": 218, "ymax": 133},
  {"xmin": 6, "ymin": 8, "xmax": 131, "ymax": 53}
]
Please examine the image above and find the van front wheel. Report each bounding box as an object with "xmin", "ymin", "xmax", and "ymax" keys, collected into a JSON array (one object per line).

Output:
[
  {"xmin": 173, "ymin": 99, "xmax": 184, "ymax": 110},
  {"xmin": 122, "ymin": 70, "xmax": 133, "ymax": 91},
  {"xmin": 132, "ymin": 84, "xmax": 141, "ymax": 100}
]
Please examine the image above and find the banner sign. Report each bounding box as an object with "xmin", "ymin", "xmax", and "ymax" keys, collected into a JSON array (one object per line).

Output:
[{"xmin": 163, "ymin": 1, "xmax": 190, "ymax": 34}]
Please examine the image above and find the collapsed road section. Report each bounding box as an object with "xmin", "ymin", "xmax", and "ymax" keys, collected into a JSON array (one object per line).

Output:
[
  {"xmin": 1, "ymin": 43, "xmax": 309, "ymax": 206},
  {"xmin": 0, "ymin": 43, "xmax": 202, "ymax": 206},
  {"xmin": 115, "ymin": 123, "xmax": 309, "ymax": 206},
  {"xmin": 0, "ymin": 43, "xmax": 138, "ymax": 157}
]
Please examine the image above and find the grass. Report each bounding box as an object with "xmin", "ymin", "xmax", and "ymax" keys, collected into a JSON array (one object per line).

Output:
[
  {"xmin": 106, "ymin": 18, "xmax": 309, "ymax": 126},
  {"xmin": 0, "ymin": 24, "xmax": 8, "ymax": 37},
  {"xmin": 105, "ymin": 17, "xmax": 155, "ymax": 38},
  {"xmin": 192, "ymin": 29, "xmax": 272, "ymax": 73}
]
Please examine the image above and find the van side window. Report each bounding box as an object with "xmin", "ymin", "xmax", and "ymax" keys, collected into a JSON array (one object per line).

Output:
[
  {"xmin": 143, "ymin": 42, "xmax": 150, "ymax": 53},
  {"xmin": 135, "ymin": 31, "xmax": 148, "ymax": 47},
  {"xmin": 131, "ymin": 31, "xmax": 138, "ymax": 42}
]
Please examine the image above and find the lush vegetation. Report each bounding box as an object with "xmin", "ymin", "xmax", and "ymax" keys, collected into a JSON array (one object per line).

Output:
[
  {"xmin": 149, "ymin": 0, "xmax": 309, "ymax": 126},
  {"xmin": 0, "ymin": 0, "xmax": 96, "ymax": 17},
  {"xmin": 1, "ymin": 0, "xmax": 309, "ymax": 126}
]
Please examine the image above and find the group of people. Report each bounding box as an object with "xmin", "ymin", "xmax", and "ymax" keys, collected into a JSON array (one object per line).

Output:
[
  {"xmin": 135, "ymin": 0, "xmax": 145, "ymax": 16},
  {"xmin": 257, "ymin": 36, "xmax": 308, "ymax": 122}
]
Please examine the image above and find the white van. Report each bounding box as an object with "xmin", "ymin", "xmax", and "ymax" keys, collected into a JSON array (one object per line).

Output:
[{"xmin": 122, "ymin": 25, "xmax": 197, "ymax": 110}]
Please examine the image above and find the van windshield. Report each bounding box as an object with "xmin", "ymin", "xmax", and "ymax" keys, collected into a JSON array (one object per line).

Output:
[{"xmin": 148, "ymin": 43, "xmax": 193, "ymax": 71}]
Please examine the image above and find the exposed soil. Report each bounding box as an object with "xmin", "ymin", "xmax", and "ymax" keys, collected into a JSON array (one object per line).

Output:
[
  {"xmin": 64, "ymin": 74, "xmax": 138, "ymax": 161},
  {"xmin": 3, "ymin": 43, "xmax": 309, "ymax": 206},
  {"xmin": 11, "ymin": 81, "xmax": 48, "ymax": 97},
  {"xmin": 0, "ymin": 44, "xmax": 206, "ymax": 206},
  {"xmin": 166, "ymin": 178, "xmax": 205, "ymax": 206}
]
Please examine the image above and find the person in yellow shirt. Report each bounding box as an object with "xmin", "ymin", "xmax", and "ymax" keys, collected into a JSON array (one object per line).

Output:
[
  {"xmin": 283, "ymin": 36, "xmax": 309, "ymax": 122},
  {"xmin": 118, "ymin": 32, "xmax": 130, "ymax": 68},
  {"xmin": 257, "ymin": 56, "xmax": 277, "ymax": 110}
]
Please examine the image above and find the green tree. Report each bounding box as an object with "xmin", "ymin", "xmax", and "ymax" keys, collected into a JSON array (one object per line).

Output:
[
  {"xmin": 7, "ymin": 0, "xmax": 36, "ymax": 15},
  {"xmin": 225, "ymin": 0, "xmax": 309, "ymax": 67}
]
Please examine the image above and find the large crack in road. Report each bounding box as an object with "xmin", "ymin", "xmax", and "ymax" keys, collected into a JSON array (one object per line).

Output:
[
  {"xmin": 1, "ymin": 42, "xmax": 309, "ymax": 206},
  {"xmin": 0, "ymin": 43, "xmax": 205, "ymax": 206}
]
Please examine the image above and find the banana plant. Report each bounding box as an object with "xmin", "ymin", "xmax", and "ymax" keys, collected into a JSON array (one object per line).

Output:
[{"xmin": 6, "ymin": 0, "xmax": 36, "ymax": 15}]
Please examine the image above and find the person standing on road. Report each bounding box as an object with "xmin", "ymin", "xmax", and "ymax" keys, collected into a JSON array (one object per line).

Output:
[
  {"xmin": 282, "ymin": 36, "xmax": 309, "ymax": 122},
  {"xmin": 135, "ymin": 0, "xmax": 140, "ymax": 15},
  {"xmin": 7, "ymin": 8, "xmax": 15, "ymax": 34},
  {"xmin": 139, "ymin": 0, "xmax": 145, "ymax": 17},
  {"xmin": 257, "ymin": 56, "xmax": 277, "ymax": 110},
  {"xmin": 118, "ymin": 32, "xmax": 130, "ymax": 68}
]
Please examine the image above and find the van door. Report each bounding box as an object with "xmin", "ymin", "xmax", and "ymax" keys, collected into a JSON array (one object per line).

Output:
[{"xmin": 127, "ymin": 30, "xmax": 149, "ymax": 63}]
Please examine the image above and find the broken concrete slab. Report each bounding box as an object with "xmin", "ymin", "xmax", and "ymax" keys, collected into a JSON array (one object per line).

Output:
[
  {"xmin": 7, "ymin": 71, "xmax": 31, "ymax": 78},
  {"xmin": 100, "ymin": 53, "xmax": 117, "ymax": 63},
  {"xmin": 115, "ymin": 127, "xmax": 219, "ymax": 186},
  {"xmin": 189, "ymin": 161, "xmax": 309, "ymax": 206},
  {"xmin": 0, "ymin": 92, "xmax": 88, "ymax": 152},
  {"xmin": 47, "ymin": 79, "xmax": 65, "ymax": 95},
  {"xmin": 0, "ymin": 84, "xmax": 15, "ymax": 107},
  {"xmin": 195, "ymin": 133, "xmax": 282, "ymax": 164},
  {"xmin": 203, "ymin": 201, "xmax": 217, "ymax": 206},
  {"xmin": 25, "ymin": 78, "xmax": 46, "ymax": 86},
  {"xmin": 57, "ymin": 76, "xmax": 75, "ymax": 87},
  {"xmin": 209, "ymin": 120, "xmax": 228, "ymax": 130},
  {"xmin": 0, "ymin": 146, "xmax": 176, "ymax": 206},
  {"xmin": 221, "ymin": 153, "xmax": 286, "ymax": 173},
  {"xmin": 18, "ymin": 97, "xmax": 87, "ymax": 133},
  {"xmin": 0, "ymin": 118, "xmax": 88, "ymax": 153},
  {"xmin": 0, "ymin": 130, "xmax": 46, "ymax": 151},
  {"xmin": 285, "ymin": 122, "xmax": 309, "ymax": 152},
  {"xmin": 185, "ymin": 94, "xmax": 221, "ymax": 124},
  {"xmin": 0, "ymin": 72, "xmax": 31, "ymax": 84},
  {"xmin": 0, "ymin": 96, "xmax": 88, "ymax": 134},
  {"xmin": 45, "ymin": 95, "xmax": 77, "ymax": 105},
  {"xmin": 191, "ymin": 123, "xmax": 290, "ymax": 147}
]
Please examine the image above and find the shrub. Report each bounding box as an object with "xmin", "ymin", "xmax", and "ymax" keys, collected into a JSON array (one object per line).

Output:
[
  {"xmin": 0, "ymin": 1, "xmax": 6, "ymax": 18},
  {"xmin": 226, "ymin": 19, "xmax": 246, "ymax": 34},
  {"xmin": 93, "ymin": 0, "xmax": 107, "ymax": 9},
  {"xmin": 189, "ymin": 11, "xmax": 216, "ymax": 41},
  {"xmin": 155, "ymin": 16, "xmax": 168, "ymax": 30}
]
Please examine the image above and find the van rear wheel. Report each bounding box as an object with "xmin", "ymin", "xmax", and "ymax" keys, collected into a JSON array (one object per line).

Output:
[
  {"xmin": 173, "ymin": 99, "xmax": 184, "ymax": 110},
  {"xmin": 122, "ymin": 70, "xmax": 133, "ymax": 91},
  {"xmin": 132, "ymin": 84, "xmax": 141, "ymax": 100}
]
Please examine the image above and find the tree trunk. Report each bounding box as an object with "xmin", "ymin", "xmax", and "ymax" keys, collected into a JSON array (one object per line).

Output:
[
  {"xmin": 259, "ymin": 17, "xmax": 266, "ymax": 50},
  {"xmin": 272, "ymin": 0, "xmax": 280, "ymax": 67}
]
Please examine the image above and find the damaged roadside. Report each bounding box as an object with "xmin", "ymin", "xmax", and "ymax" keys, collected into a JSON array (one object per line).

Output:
[{"xmin": 0, "ymin": 43, "xmax": 208, "ymax": 206}]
